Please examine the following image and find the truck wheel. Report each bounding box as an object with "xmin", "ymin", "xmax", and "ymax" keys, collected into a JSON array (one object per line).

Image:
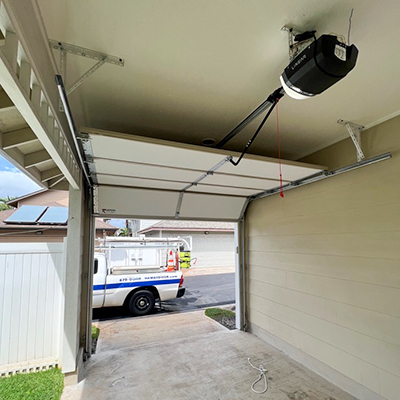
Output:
[{"xmin": 129, "ymin": 290, "xmax": 155, "ymax": 316}]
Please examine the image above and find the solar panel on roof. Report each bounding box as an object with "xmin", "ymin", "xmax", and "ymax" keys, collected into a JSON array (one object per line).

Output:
[
  {"xmin": 37, "ymin": 207, "xmax": 68, "ymax": 225},
  {"xmin": 4, "ymin": 205, "xmax": 47, "ymax": 224}
]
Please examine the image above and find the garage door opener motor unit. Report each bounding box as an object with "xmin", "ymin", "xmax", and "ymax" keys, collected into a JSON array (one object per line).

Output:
[
  {"xmin": 280, "ymin": 33, "xmax": 359, "ymax": 100},
  {"xmin": 217, "ymin": 28, "xmax": 359, "ymax": 161}
]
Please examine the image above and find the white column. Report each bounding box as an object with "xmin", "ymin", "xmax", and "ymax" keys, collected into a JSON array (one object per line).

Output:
[
  {"xmin": 62, "ymin": 186, "xmax": 83, "ymax": 373},
  {"xmin": 234, "ymin": 223, "xmax": 242, "ymax": 330}
]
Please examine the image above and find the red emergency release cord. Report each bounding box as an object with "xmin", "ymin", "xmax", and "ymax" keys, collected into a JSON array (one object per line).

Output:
[{"xmin": 276, "ymin": 99, "xmax": 284, "ymax": 198}]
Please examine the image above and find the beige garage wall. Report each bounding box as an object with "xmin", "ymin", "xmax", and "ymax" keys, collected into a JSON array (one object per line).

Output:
[{"xmin": 245, "ymin": 115, "xmax": 400, "ymax": 400}]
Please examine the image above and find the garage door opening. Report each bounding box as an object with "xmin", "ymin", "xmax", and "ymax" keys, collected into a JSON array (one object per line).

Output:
[
  {"xmin": 92, "ymin": 218, "xmax": 238, "ymax": 326},
  {"xmin": 84, "ymin": 128, "xmax": 326, "ymax": 329}
]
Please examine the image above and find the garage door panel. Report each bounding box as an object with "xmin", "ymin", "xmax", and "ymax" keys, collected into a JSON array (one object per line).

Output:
[
  {"xmin": 188, "ymin": 185, "xmax": 257, "ymax": 196},
  {"xmin": 97, "ymin": 186, "xmax": 180, "ymax": 218},
  {"xmin": 95, "ymin": 158, "xmax": 201, "ymax": 182},
  {"xmin": 205, "ymin": 173, "xmax": 282, "ymax": 189},
  {"xmin": 218, "ymin": 158, "xmax": 324, "ymax": 181},
  {"xmin": 179, "ymin": 193, "xmax": 246, "ymax": 220},
  {"xmin": 97, "ymin": 175, "xmax": 187, "ymax": 191},
  {"xmin": 87, "ymin": 130, "xmax": 324, "ymax": 221},
  {"xmin": 91, "ymin": 135, "xmax": 226, "ymax": 171}
]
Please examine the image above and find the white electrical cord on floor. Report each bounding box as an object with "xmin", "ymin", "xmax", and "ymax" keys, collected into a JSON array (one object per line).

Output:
[{"xmin": 248, "ymin": 358, "xmax": 269, "ymax": 394}]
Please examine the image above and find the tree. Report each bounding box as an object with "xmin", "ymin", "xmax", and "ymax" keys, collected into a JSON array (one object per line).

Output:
[
  {"xmin": 0, "ymin": 196, "xmax": 15, "ymax": 211},
  {"xmin": 117, "ymin": 227, "xmax": 130, "ymax": 237}
]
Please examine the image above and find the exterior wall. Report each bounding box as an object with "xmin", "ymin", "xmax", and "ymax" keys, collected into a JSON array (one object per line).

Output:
[
  {"xmin": 0, "ymin": 231, "xmax": 66, "ymax": 243},
  {"xmin": 245, "ymin": 116, "xmax": 400, "ymax": 400},
  {"xmin": 0, "ymin": 229, "xmax": 114, "ymax": 243},
  {"xmin": 16, "ymin": 190, "xmax": 69, "ymax": 208}
]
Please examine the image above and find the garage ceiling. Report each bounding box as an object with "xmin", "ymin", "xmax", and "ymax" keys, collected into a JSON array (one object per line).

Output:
[
  {"xmin": 36, "ymin": 0, "xmax": 400, "ymax": 161},
  {"xmin": 84, "ymin": 129, "xmax": 324, "ymax": 220}
]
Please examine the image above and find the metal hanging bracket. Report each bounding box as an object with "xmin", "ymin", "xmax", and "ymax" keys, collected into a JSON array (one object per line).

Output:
[
  {"xmin": 338, "ymin": 119, "xmax": 365, "ymax": 161},
  {"xmin": 281, "ymin": 25, "xmax": 316, "ymax": 61},
  {"xmin": 50, "ymin": 40, "xmax": 124, "ymax": 110}
]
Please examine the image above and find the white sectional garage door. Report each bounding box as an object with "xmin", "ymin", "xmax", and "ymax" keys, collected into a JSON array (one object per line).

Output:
[
  {"xmin": 83, "ymin": 128, "xmax": 325, "ymax": 221},
  {"xmin": 191, "ymin": 234, "xmax": 235, "ymax": 268}
]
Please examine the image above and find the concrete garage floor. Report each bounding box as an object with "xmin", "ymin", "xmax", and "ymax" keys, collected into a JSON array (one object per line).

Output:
[{"xmin": 62, "ymin": 311, "xmax": 357, "ymax": 400}]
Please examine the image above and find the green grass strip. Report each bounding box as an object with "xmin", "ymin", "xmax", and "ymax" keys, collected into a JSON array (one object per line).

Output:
[
  {"xmin": 0, "ymin": 368, "xmax": 64, "ymax": 400},
  {"xmin": 205, "ymin": 307, "xmax": 235, "ymax": 320},
  {"xmin": 92, "ymin": 325, "xmax": 100, "ymax": 340}
]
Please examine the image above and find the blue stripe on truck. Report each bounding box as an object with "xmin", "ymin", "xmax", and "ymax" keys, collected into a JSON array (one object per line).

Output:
[{"xmin": 93, "ymin": 279, "xmax": 181, "ymax": 291}]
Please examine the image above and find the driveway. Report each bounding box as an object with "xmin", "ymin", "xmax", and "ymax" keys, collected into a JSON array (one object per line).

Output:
[{"xmin": 62, "ymin": 311, "xmax": 356, "ymax": 400}]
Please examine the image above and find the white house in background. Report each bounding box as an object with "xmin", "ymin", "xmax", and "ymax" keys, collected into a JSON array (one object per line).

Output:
[
  {"xmin": 131, "ymin": 219, "xmax": 161, "ymax": 235},
  {"xmin": 138, "ymin": 220, "xmax": 235, "ymax": 268}
]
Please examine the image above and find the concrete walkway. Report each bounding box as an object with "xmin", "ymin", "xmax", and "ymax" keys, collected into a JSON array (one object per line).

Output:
[{"xmin": 62, "ymin": 311, "xmax": 356, "ymax": 400}]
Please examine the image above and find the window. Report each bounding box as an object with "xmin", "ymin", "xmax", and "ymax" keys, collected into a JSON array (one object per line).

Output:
[{"xmin": 94, "ymin": 259, "xmax": 98, "ymax": 274}]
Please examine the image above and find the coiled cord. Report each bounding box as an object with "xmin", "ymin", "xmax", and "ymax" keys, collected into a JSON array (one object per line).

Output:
[{"xmin": 248, "ymin": 358, "xmax": 269, "ymax": 394}]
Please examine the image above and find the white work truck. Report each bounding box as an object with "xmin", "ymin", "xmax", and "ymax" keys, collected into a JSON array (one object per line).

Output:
[{"xmin": 93, "ymin": 237, "xmax": 189, "ymax": 316}]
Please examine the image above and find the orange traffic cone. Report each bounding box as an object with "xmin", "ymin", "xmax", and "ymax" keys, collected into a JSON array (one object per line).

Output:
[{"xmin": 167, "ymin": 250, "xmax": 175, "ymax": 271}]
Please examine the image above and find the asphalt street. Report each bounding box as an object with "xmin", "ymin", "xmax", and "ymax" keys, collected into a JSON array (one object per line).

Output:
[
  {"xmin": 162, "ymin": 272, "xmax": 235, "ymax": 312},
  {"xmin": 93, "ymin": 271, "xmax": 235, "ymax": 321}
]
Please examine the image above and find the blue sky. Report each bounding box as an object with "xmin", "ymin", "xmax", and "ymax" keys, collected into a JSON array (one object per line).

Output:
[{"xmin": 0, "ymin": 155, "xmax": 41, "ymax": 199}]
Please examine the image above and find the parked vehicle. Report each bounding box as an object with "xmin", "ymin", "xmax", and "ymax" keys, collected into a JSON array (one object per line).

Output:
[{"xmin": 93, "ymin": 237, "xmax": 189, "ymax": 315}]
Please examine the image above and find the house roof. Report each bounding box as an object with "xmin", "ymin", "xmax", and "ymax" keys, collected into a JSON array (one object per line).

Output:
[
  {"xmin": 138, "ymin": 220, "xmax": 235, "ymax": 234},
  {"xmin": 0, "ymin": 208, "xmax": 117, "ymax": 231}
]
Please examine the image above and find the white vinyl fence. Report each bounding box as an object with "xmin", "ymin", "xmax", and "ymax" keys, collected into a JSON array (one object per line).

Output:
[{"xmin": 0, "ymin": 243, "xmax": 66, "ymax": 376}]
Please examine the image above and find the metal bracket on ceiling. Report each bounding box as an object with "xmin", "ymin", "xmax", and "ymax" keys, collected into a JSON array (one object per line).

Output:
[
  {"xmin": 49, "ymin": 39, "xmax": 124, "ymax": 111},
  {"xmin": 281, "ymin": 25, "xmax": 315, "ymax": 61},
  {"xmin": 174, "ymin": 156, "xmax": 232, "ymax": 219},
  {"xmin": 338, "ymin": 119, "xmax": 365, "ymax": 162}
]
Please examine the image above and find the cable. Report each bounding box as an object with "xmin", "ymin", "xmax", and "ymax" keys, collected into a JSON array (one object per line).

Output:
[
  {"xmin": 348, "ymin": 8, "xmax": 354, "ymax": 44},
  {"xmin": 248, "ymin": 358, "xmax": 268, "ymax": 394},
  {"xmin": 230, "ymin": 101, "xmax": 277, "ymax": 167}
]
